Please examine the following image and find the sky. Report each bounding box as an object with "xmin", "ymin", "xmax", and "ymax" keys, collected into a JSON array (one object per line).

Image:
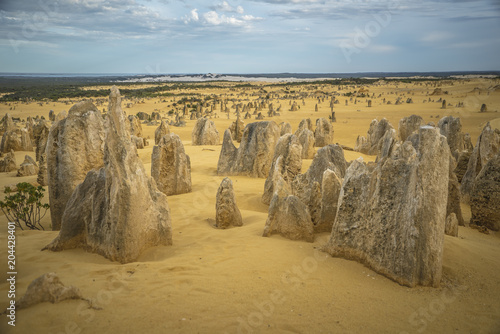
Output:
[{"xmin": 0, "ymin": 0, "xmax": 499, "ymax": 74}]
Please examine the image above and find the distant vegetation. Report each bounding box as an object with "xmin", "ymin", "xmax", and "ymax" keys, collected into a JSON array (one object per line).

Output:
[{"xmin": 0, "ymin": 75, "xmax": 481, "ymax": 102}]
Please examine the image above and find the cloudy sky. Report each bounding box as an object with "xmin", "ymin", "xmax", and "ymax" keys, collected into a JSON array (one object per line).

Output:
[{"xmin": 0, "ymin": 0, "xmax": 499, "ymax": 74}]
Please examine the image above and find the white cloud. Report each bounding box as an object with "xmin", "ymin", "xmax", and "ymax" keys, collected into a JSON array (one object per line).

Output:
[
  {"xmin": 190, "ymin": 9, "xmax": 199, "ymax": 21},
  {"xmin": 203, "ymin": 11, "xmax": 244, "ymax": 26},
  {"xmin": 368, "ymin": 44, "xmax": 397, "ymax": 53},
  {"xmin": 420, "ymin": 31, "xmax": 453, "ymax": 43},
  {"xmin": 236, "ymin": 6, "xmax": 244, "ymax": 14}
]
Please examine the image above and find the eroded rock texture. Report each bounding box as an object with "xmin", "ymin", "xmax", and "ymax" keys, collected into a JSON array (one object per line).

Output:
[
  {"xmin": 217, "ymin": 121, "xmax": 280, "ymax": 178},
  {"xmin": 314, "ymin": 118, "xmax": 334, "ymax": 147},
  {"xmin": 355, "ymin": 118, "xmax": 395, "ymax": 155},
  {"xmin": 215, "ymin": 177, "xmax": 243, "ymax": 229},
  {"xmin": 151, "ymin": 133, "xmax": 192, "ymax": 196},
  {"xmin": 470, "ymin": 152, "xmax": 500, "ymax": 231},
  {"xmin": 461, "ymin": 123, "xmax": 500, "ymax": 203},
  {"xmin": 262, "ymin": 134, "xmax": 302, "ymax": 205},
  {"xmin": 263, "ymin": 158, "xmax": 314, "ymax": 242},
  {"xmin": 154, "ymin": 121, "xmax": 170, "ymax": 145},
  {"xmin": 192, "ymin": 117, "xmax": 220, "ymax": 145},
  {"xmin": 46, "ymin": 100, "xmax": 105, "ymax": 231},
  {"xmin": 325, "ymin": 126, "xmax": 450, "ymax": 287},
  {"xmin": 44, "ymin": 87, "xmax": 172, "ymax": 263}
]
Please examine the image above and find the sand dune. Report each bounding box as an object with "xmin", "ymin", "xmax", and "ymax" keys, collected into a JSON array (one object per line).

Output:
[{"xmin": 1, "ymin": 78, "xmax": 499, "ymax": 333}]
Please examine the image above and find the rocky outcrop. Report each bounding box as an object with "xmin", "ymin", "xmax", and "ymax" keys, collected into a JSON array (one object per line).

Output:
[
  {"xmin": 279, "ymin": 122, "xmax": 292, "ymax": 136},
  {"xmin": 37, "ymin": 153, "xmax": 48, "ymax": 186},
  {"xmin": 43, "ymin": 87, "xmax": 173, "ymax": 263},
  {"xmin": 0, "ymin": 113, "xmax": 16, "ymax": 135},
  {"xmin": 17, "ymin": 155, "xmax": 38, "ymax": 177},
  {"xmin": 437, "ymin": 116, "xmax": 468, "ymax": 158},
  {"xmin": 151, "ymin": 133, "xmax": 191, "ymax": 196},
  {"xmin": 192, "ymin": 117, "xmax": 220, "ymax": 145},
  {"xmin": 470, "ymin": 152, "xmax": 500, "ymax": 231},
  {"xmin": 215, "ymin": 177, "xmax": 243, "ymax": 229},
  {"xmin": 33, "ymin": 120, "xmax": 50, "ymax": 162},
  {"xmin": 295, "ymin": 119, "xmax": 313, "ymax": 136},
  {"xmin": 297, "ymin": 128, "xmax": 315, "ymax": 159},
  {"xmin": 217, "ymin": 121, "xmax": 280, "ymax": 178},
  {"xmin": 355, "ymin": 118, "xmax": 395, "ymax": 155},
  {"xmin": 398, "ymin": 115, "xmax": 423, "ymax": 142},
  {"xmin": 229, "ymin": 116, "xmax": 245, "ymax": 143},
  {"xmin": 128, "ymin": 115, "xmax": 143, "ymax": 138},
  {"xmin": 445, "ymin": 213, "xmax": 458, "ymax": 237},
  {"xmin": 46, "ymin": 100, "xmax": 105, "ymax": 231},
  {"xmin": 314, "ymin": 118, "xmax": 334, "ymax": 147},
  {"xmin": 262, "ymin": 134, "xmax": 302, "ymax": 205},
  {"xmin": 17, "ymin": 273, "xmax": 84, "ymax": 310},
  {"xmin": 262, "ymin": 159, "xmax": 314, "ymax": 242},
  {"xmin": 447, "ymin": 156, "xmax": 465, "ymax": 226},
  {"xmin": 0, "ymin": 128, "xmax": 33, "ymax": 153},
  {"xmin": 0, "ymin": 150, "xmax": 16, "ymax": 172},
  {"xmin": 292, "ymin": 145, "xmax": 347, "ymax": 228},
  {"xmin": 316, "ymin": 169, "xmax": 342, "ymax": 233},
  {"xmin": 154, "ymin": 121, "xmax": 170, "ymax": 145},
  {"xmin": 324, "ymin": 126, "xmax": 450, "ymax": 287},
  {"xmin": 461, "ymin": 123, "xmax": 500, "ymax": 203}
]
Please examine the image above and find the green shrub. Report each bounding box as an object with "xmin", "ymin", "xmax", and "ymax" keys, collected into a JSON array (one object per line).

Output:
[{"xmin": 0, "ymin": 183, "xmax": 49, "ymax": 230}]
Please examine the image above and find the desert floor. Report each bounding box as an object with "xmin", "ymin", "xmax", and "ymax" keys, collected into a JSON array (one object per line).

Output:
[{"xmin": 0, "ymin": 79, "xmax": 499, "ymax": 333}]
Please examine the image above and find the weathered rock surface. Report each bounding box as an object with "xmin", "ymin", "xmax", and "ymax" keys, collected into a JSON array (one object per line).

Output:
[
  {"xmin": 17, "ymin": 155, "xmax": 38, "ymax": 177},
  {"xmin": 46, "ymin": 100, "xmax": 105, "ymax": 231},
  {"xmin": 262, "ymin": 134, "xmax": 302, "ymax": 205},
  {"xmin": 314, "ymin": 118, "xmax": 334, "ymax": 147},
  {"xmin": 324, "ymin": 127, "xmax": 450, "ymax": 287},
  {"xmin": 445, "ymin": 213, "xmax": 459, "ymax": 237},
  {"xmin": 470, "ymin": 152, "xmax": 500, "ymax": 231},
  {"xmin": 297, "ymin": 128, "xmax": 315, "ymax": 159},
  {"xmin": 215, "ymin": 177, "xmax": 243, "ymax": 229},
  {"xmin": 128, "ymin": 115, "xmax": 143, "ymax": 138},
  {"xmin": 437, "ymin": 116, "xmax": 468, "ymax": 158},
  {"xmin": 0, "ymin": 150, "xmax": 16, "ymax": 172},
  {"xmin": 279, "ymin": 122, "xmax": 292, "ymax": 136},
  {"xmin": 0, "ymin": 128, "xmax": 33, "ymax": 153},
  {"xmin": 17, "ymin": 273, "xmax": 84, "ymax": 310},
  {"xmin": 316, "ymin": 169, "xmax": 342, "ymax": 233},
  {"xmin": 33, "ymin": 120, "xmax": 51, "ymax": 162},
  {"xmin": 229, "ymin": 116, "xmax": 245, "ymax": 143},
  {"xmin": 37, "ymin": 153, "xmax": 48, "ymax": 186},
  {"xmin": 192, "ymin": 117, "xmax": 220, "ymax": 145},
  {"xmin": 44, "ymin": 87, "xmax": 173, "ymax": 263},
  {"xmin": 154, "ymin": 121, "xmax": 170, "ymax": 145},
  {"xmin": 0, "ymin": 113, "xmax": 16, "ymax": 135},
  {"xmin": 151, "ymin": 133, "xmax": 191, "ymax": 196},
  {"xmin": 217, "ymin": 121, "xmax": 280, "ymax": 178},
  {"xmin": 263, "ymin": 160, "xmax": 314, "ymax": 242},
  {"xmin": 447, "ymin": 156, "xmax": 465, "ymax": 226},
  {"xmin": 355, "ymin": 118, "xmax": 395, "ymax": 155},
  {"xmin": 292, "ymin": 145, "xmax": 347, "ymax": 227},
  {"xmin": 461, "ymin": 123, "xmax": 500, "ymax": 203},
  {"xmin": 294, "ymin": 119, "xmax": 313, "ymax": 136},
  {"xmin": 398, "ymin": 114, "xmax": 423, "ymax": 142}
]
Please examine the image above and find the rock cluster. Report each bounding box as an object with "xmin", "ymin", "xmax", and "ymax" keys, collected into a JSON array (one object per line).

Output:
[
  {"xmin": 217, "ymin": 121, "xmax": 280, "ymax": 178},
  {"xmin": 324, "ymin": 127, "xmax": 450, "ymax": 287},
  {"xmin": 355, "ymin": 118, "xmax": 395, "ymax": 155},
  {"xmin": 17, "ymin": 155, "xmax": 38, "ymax": 177},
  {"xmin": 44, "ymin": 87, "xmax": 172, "ymax": 263},
  {"xmin": 0, "ymin": 150, "xmax": 16, "ymax": 172}
]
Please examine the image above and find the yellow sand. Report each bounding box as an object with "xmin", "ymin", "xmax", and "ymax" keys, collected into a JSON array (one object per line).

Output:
[{"xmin": 0, "ymin": 79, "xmax": 499, "ymax": 333}]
